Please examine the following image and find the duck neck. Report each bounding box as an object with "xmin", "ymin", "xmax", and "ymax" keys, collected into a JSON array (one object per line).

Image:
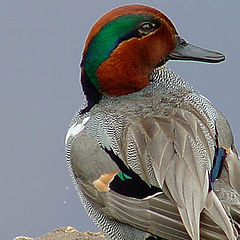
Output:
[
  {"xmin": 150, "ymin": 66, "xmax": 196, "ymax": 96},
  {"xmin": 80, "ymin": 69, "xmax": 102, "ymax": 114}
]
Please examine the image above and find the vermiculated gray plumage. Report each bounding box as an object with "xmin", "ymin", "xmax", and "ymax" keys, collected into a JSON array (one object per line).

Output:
[{"xmin": 66, "ymin": 66, "xmax": 240, "ymax": 240}]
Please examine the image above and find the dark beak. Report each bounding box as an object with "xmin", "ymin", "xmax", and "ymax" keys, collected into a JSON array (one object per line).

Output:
[{"xmin": 168, "ymin": 35, "xmax": 225, "ymax": 63}]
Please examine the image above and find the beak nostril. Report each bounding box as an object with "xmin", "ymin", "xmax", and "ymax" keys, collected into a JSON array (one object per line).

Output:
[
  {"xmin": 177, "ymin": 36, "xmax": 188, "ymax": 46},
  {"xmin": 180, "ymin": 40, "xmax": 188, "ymax": 46}
]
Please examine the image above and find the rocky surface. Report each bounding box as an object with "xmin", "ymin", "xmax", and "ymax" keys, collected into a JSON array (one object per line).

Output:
[{"xmin": 13, "ymin": 226, "xmax": 106, "ymax": 240}]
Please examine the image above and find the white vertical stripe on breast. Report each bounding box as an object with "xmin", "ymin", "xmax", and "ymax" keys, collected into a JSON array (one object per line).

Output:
[{"xmin": 65, "ymin": 116, "xmax": 90, "ymax": 145}]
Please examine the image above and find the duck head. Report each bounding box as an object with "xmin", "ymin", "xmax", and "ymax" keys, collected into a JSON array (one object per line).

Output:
[{"xmin": 81, "ymin": 4, "xmax": 225, "ymax": 110}]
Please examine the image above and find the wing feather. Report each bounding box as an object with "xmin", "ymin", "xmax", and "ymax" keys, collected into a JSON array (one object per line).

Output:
[
  {"xmin": 204, "ymin": 191, "xmax": 237, "ymax": 240},
  {"xmin": 225, "ymin": 149, "xmax": 240, "ymax": 194},
  {"xmin": 106, "ymin": 190, "xmax": 227, "ymax": 240},
  {"xmin": 121, "ymin": 109, "xmax": 235, "ymax": 239}
]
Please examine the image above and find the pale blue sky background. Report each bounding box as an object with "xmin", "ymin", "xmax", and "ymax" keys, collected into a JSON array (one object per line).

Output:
[{"xmin": 1, "ymin": 1, "xmax": 239, "ymax": 239}]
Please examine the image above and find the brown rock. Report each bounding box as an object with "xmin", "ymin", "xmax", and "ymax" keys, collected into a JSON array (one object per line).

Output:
[{"xmin": 13, "ymin": 226, "xmax": 106, "ymax": 240}]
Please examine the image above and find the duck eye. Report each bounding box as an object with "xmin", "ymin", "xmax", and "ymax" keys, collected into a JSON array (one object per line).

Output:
[{"xmin": 138, "ymin": 22, "xmax": 155, "ymax": 35}]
